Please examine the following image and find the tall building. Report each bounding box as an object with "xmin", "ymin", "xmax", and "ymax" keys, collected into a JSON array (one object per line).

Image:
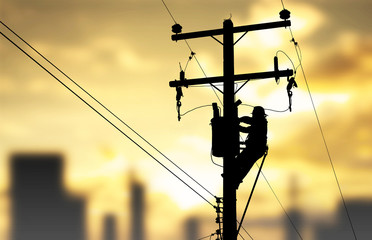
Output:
[
  {"xmin": 130, "ymin": 178, "xmax": 145, "ymax": 240},
  {"xmin": 314, "ymin": 199, "xmax": 372, "ymax": 240},
  {"xmin": 103, "ymin": 215, "xmax": 117, "ymax": 240},
  {"xmin": 184, "ymin": 217, "xmax": 199, "ymax": 240},
  {"xmin": 285, "ymin": 175, "xmax": 303, "ymax": 240},
  {"xmin": 10, "ymin": 153, "xmax": 86, "ymax": 240}
]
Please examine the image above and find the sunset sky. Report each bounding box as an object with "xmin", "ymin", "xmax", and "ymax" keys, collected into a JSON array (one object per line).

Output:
[{"xmin": 1, "ymin": 0, "xmax": 372, "ymax": 239}]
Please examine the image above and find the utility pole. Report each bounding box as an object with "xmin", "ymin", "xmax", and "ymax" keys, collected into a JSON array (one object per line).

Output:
[{"xmin": 170, "ymin": 18, "xmax": 292, "ymax": 240}]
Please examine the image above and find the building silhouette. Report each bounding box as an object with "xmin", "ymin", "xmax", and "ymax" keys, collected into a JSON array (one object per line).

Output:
[
  {"xmin": 10, "ymin": 153, "xmax": 86, "ymax": 240},
  {"xmin": 314, "ymin": 199, "xmax": 372, "ymax": 240},
  {"xmin": 285, "ymin": 209, "xmax": 303, "ymax": 240},
  {"xmin": 184, "ymin": 217, "xmax": 200, "ymax": 240},
  {"xmin": 130, "ymin": 178, "xmax": 145, "ymax": 240},
  {"xmin": 103, "ymin": 215, "xmax": 117, "ymax": 240},
  {"xmin": 285, "ymin": 175, "xmax": 303, "ymax": 240}
]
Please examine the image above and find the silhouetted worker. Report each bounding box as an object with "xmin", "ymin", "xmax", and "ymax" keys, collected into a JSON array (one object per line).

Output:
[{"xmin": 235, "ymin": 106, "xmax": 268, "ymax": 188}]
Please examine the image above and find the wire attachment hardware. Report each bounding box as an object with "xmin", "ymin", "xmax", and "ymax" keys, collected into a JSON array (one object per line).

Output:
[
  {"xmin": 214, "ymin": 197, "xmax": 223, "ymax": 240},
  {"xmin": 291, "ymin": 37, "xmax": 298, "ymax": 46},
  {"xmin": 279, "ymin": 9, "xmax": 291, "ymax": 20},
  {"xmin": 286, "ymin": 76, "xmax": 298, "ymax": 112},
  {"xmin": 176, "ymin": 87, "xmax": 183, "ymax": 121},
  {"xmin": 175, "ymin": 70, "xmax": 187, "ymax": 121},
  {"xmin": 172, "ymin": 23, "xmax": 182, "ymax": 35},
  {"xmin": 274, "ymin": 56, "xmax": 280, "ymax": 84},
  {"xmin": 189, "ymin": 51, "xmax": 195, "ymax": 59}
]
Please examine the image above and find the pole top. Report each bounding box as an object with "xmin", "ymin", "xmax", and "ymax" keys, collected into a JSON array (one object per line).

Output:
[{"xmin": 223, "ymin": 18, "xmax": 233, "ymax": 27}]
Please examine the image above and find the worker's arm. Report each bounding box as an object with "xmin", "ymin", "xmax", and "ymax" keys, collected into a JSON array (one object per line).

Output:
[{"xmin": 239, "ymin": 116, "xmax": 252, "ymax": 124}]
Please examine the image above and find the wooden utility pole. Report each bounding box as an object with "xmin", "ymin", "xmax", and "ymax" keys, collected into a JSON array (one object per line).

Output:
[{"xmin": 170, "ymin": 19, "xmax": 292, "ymax": 240}]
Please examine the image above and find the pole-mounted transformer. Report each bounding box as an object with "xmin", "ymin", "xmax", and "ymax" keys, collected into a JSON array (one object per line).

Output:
[{"xmin": 211, "ymin": 103, "xmax": 225, "ymax": 157}]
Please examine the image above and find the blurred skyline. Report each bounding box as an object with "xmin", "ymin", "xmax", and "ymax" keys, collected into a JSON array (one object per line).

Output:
[{"xmin": 1, "ymin": 0, "xmax": 372, "ymax": 239}]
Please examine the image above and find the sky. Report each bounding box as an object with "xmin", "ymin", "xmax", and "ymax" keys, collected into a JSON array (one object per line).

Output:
[{"xmin": 1, "ymin": 0, "xmax": 372, "ymax": 239}]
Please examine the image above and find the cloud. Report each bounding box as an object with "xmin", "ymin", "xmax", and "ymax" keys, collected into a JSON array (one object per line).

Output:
[
  {"xmin": 2, "ymin": 1, "xmax": 372, "ymax": 236},
  {"xmin": 269, "ymin": 91, "xmax": 372, "ymax": 171},
  {"xmin": 306, "ymin": 34, "xmax": 372, "ymax": 86}
]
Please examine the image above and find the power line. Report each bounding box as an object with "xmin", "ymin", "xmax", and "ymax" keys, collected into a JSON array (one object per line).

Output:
[
  {"xmin": 180, "ymin": 104, "xmax": 212, "ymax": 117},
  {"xmin": 161, "ymin": 0, "xmax": 177, "ymax": 24},
  {"xmin": 210, "ymin": 151, "xmax": 223, "ymax": 168},
  {"xmin": 184, "ymin": 38, "xmax": 224, "ymax": 105},
  {"xmin": 160, "ymin": 0, "xmax": 224, "ymax": 106},
  {"xmin": 289, "ymin": 27, "xmax": 358, "ymax": 239},
  {"xmin": 236, "ymin": 220, "xmax": 254, "ymax": 240},
  {"xmin": 0, "ymin": 28, "xmax": 216, "ymax": 209},
  {"xmin": 197, "ymin": 234, "xmax": 214, "ymax": 240},
  {"xmin": 276, "ymin": 50, "xmax": 298, "ymax": 78},
  {"xmin": 281, "ymin": 6, "xmax": 358, "ymax": 238},
  {"xmin": 241, "ymin": 103, "xmax": 290, "ymax": 113},
  {"xmin": 276, "ymin": 0, "xmax": 358, "ymax": 237},
  {"xmin": 0, "ymin": 20, "xmax": 217, "ymax": 201},
  {"xmin": 257, "ymin": 162, "xmax": 304, "ymax": 240}
]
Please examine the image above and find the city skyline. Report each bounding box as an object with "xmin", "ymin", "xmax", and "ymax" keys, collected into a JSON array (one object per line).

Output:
[
  {"xmin": 1, "ymin": 0, "xmax": 372, "ymax": 239},
  {"xmin": 0, "ymin": 151, "xmax": 371, "ymax": 240}
]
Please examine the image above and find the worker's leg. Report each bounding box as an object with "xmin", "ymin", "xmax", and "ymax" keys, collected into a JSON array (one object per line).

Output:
[
  {"xmin": 235, "ymin": 149, "xmax": 255, "ymax": 188},
  {"xmin": 235, "ymin": 146, "xmax": 266, "ymax": 188}
]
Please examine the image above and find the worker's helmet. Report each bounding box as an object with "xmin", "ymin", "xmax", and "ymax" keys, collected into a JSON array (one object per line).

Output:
[{"xmin": 252, "ymin": 106, "xmax": 266, "ymax": 117}]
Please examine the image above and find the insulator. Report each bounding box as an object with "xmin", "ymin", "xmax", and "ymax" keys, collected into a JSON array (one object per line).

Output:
[
  {"xmin": 287, "ymin": 77, "xmax": 298, "ymax": 91},
  {"xmin": 211, "ymin": 103, "xmax": 225, "ymax": 157},
  {"xmin": 179, "ymin": 70, "xmax": 188, "ymax": 88},
  {"xmin": 180, "ymin": 70, "xmax": 185, "ymax": 81},
  {"xmin": 280, "ymin": 9, "xmax": 291, "ymax": 20},
  {"xmin": 172, "ymin": 23, "xmax": 182, "ymax": 34},
  {"xmin": 274, "ymin": 56, "xmax": 279, "ymax": 84},
  {"xmin": 176, "ymin": 87, "xmax": 183, "ymax": 101},
  {"xmin": 211, "ymin": 116, "xmax": 225, "ymax": 157},
  {"xmin": 215, "ymin": 206, "xmax": 221, "ymax": 213}
]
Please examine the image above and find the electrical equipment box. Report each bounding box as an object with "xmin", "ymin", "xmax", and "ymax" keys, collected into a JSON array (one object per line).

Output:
[{"xmin": 211, "ymin": 103, "xmax": 226, "ymax": 157}]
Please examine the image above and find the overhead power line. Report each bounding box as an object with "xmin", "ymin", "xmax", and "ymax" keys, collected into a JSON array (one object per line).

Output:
[
  {"xmin": 257, "ymin": 162, "xmax": 303, "ymax": 240},
  {"xmin": 0, "ymin": 19, "xmax": 216, "ymax": 200},
  {"xmin": 290, "ymin": 28, "xmax": 358, "ymax": 240},
  {"xmin": 160, "ymin": 0, "xmax": 223, "ymax": 106},
  {"xmin": 161, "ymin": 0, "xmax": 177, "ymax": 24},
  {"xmin": 0, "ymin": 26, "xmax": 215, "ymax": 208},
  {"xmin": 279, "ymin": 0, "xmax": 358, "ymax": 239}
]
